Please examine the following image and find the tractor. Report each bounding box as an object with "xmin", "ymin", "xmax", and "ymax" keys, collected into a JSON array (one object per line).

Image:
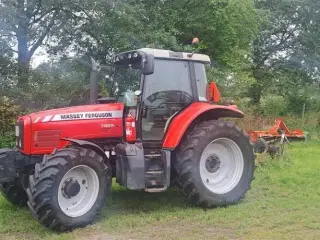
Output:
[{"xmin": 0, "ymin": 46, "xmax": 255, "ymax": 231}]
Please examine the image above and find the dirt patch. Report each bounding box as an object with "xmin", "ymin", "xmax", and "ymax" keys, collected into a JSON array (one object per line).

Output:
[{"xmin": 75, "ymin": 220, "xmax": 239, "ymax": 240}]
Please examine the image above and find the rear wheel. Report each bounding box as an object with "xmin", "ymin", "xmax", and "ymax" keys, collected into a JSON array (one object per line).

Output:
[
  {"xmin": 175, "ymin": 120, "xmax": 255, "ymax": 207},
  {"xmin": 0, "ymin": 180, "xmax": 28, "ymax": 206},
  {"xmin": 26, "ymin": 147, "xmax": 111, "ymax": 231}
]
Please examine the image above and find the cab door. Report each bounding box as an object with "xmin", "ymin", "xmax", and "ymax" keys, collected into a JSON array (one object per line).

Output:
[{"xmin": 140, "ymin": 59, "xmax": 194, "ymax": 141}]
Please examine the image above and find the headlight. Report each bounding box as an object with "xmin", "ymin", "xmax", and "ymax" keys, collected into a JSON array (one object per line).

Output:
[
  {"xmin": 15, "ymin": 125, "xmax": 19, "ymax": 137},
  {"xmin": 16, "ymin": 120, "xmax": 24, "ymax": 150}
]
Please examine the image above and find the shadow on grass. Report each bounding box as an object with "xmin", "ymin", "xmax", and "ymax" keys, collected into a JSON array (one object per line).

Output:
[{"xmin": 101, "ymin": 184, "xmax": 196, "ymax": 217}]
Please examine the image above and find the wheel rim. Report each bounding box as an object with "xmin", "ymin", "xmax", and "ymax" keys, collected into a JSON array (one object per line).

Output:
[
  {"xmin": 199, "ymin": 138, "xmax": 244, "ymax": 194},
  {"xmin": 58, "ymin": 165, "xmax": 99, "ymax": 218}
]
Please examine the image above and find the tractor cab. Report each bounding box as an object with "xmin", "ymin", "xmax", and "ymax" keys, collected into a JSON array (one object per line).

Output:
[{"xmin": 113, "ymin": 48, "xmax": 211, "ymax": 141}]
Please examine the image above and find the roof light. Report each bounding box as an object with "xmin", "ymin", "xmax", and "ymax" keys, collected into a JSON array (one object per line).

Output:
[
  {"xmin": 128, "ymin": 53, "xmax": 132, "ymax": 59},
  {"xmin": 133, "ymin": 52, "xmax": 139, "ymax": 58}
]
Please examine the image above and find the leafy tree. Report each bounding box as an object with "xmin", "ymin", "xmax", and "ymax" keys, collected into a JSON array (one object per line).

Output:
[
  {"xmin": 251, "ymin": 0, "xmax": 320, "ymax": 103},
  {"xmin": 0, "ymin": 0, "xmax": 94, "ymax": 86}
]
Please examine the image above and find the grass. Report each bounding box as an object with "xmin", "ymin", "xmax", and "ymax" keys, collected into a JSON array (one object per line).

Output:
[{"xmin": 0, "ymin": 141, "xmax": 320, "ymax": 240}]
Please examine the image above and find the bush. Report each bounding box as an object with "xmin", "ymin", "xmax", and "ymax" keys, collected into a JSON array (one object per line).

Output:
[
  {"xmin": 260, "ymin": 95, "xmax": 288, "ymax": 116},
  {"xmin": 0, "ymin": 134, "xmax": 15, "ymax": 148},
  {"xmin": 286, "ymin": 94, "xmax": 309, "ymax": 115},
  {"xmin": 0, "ymin": 97, "xmax": 20, "ymax": 147},
  {"xmin": 308, "ymin": 96, "xmax": 320, "ymax": 112}
]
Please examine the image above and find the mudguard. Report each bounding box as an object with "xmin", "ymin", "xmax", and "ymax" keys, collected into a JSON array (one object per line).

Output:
[
  {"xmin": 62, "ymin": 138, "xmax": 108, "ymax": 160},
  {"xmin": 162, "ymin": 102, "xmax": 244, "ymax": 150}
]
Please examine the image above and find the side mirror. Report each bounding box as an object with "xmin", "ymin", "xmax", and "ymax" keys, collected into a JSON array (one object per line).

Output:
[{"xmin": 141, "ymin": 54, "xmax": 154, "ymax": 75}]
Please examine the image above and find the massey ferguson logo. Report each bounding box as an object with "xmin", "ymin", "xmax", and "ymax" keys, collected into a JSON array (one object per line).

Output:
[
  {"xmin": 60, "ymin": 112, "xmax": 113, "ymax": 120},
  {"xmin": 40, "ymin": 111, "xmax": 123, "ymax": 122}
]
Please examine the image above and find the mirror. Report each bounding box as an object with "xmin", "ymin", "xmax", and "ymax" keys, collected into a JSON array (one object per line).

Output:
[{"xmin": 141, "ymin": 54, "xmax": 154, "ymax": 75}]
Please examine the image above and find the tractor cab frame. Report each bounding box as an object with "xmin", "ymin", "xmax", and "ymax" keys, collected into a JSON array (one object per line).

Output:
[{"xmin": 114, "ymin": 48, "xmax": 211, "ymax": 141}]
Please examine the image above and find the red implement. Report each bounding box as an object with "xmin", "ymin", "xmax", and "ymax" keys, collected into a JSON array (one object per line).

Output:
[{"xmin": 248, "ymin": 119, "xmax": 306, "ymax": 143}]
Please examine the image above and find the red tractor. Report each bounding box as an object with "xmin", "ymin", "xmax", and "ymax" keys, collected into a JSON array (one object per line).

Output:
[{"xmin": 0, "ymin": 48, "xmax": 255, "ymax": 231}]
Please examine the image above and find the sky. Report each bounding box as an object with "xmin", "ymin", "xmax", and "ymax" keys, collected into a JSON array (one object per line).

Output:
[{"xmin": 31, "ymin": 47, "xmax": 50, "ymax": 68}]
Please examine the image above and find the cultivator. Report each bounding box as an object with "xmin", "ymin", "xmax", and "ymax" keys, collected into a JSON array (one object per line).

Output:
[{"xmin": 248, "ymin": 119, "xmax": 306, "ymax": 157}]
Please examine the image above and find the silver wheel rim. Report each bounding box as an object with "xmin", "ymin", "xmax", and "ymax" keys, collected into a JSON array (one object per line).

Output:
[
  {"xmin": 58, "ymin": 165, "xmax": 99, "ymax": 218},
  {"xmin": 199, "ymin": 138, "xmax": 244, "ymax": 194}
]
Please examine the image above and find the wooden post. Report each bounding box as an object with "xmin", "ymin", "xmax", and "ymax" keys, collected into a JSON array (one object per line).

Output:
[{"xmin": 302, "ymin": 103, "xmax": 306, "ymax": 122}]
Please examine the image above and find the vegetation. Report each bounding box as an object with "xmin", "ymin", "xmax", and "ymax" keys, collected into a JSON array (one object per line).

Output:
[
  {"xmin": 0, "ymin": 141, "xmax": 319, "ymax": 239},
  {"xmin": 0, "ymin": 0, "xmax": 319, "ymax": 112},
  {"xmin": 0, "ymin": 0, "xmax": 317, "ymax": 138}
]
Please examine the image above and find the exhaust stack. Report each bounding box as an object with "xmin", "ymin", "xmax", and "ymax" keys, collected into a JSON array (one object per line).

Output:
[{"xmin": 89, "ymin": 57, "xmax": 100, "ymax": 104}]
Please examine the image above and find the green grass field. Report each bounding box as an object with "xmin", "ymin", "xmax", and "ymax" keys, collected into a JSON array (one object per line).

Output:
[{"xmin": 0, "ymin": 141, "xmax": 319, "ymax": 240}]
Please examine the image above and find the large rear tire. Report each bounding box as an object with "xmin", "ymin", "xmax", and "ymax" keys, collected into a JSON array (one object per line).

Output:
[
  {"xmin": 0, "ymin": 180, "xmax": 28, "ymax": 206},
  {"xmin": 26, "ymin": 147, "xmax": 111, "ymax": 231},
  {"xmin": 175, "ymin": 120, "xmax": 255, "ymax": 207}
]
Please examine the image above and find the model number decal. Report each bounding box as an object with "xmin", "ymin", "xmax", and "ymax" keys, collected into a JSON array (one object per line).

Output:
[{"xmin": 101, "ymin": 124, "xmax": 115, "ymax": 128}]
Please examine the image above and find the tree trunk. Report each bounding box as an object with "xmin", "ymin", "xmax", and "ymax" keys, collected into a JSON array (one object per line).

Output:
[
  {"xmin": 16, "ymin": 0, "xmax": 31, "ymax": 88},
  {"xmin": 249, "ymin": 69, "xmax": 264, "ymax": 104},
  {"xmin": 249, "ymin": 82, "xmax": 262, "ymax": 104}
]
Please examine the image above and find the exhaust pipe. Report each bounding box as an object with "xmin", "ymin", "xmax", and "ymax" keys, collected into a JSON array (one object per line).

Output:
[{"xmin": 89, "ymin": 57, "xmax": 100, "ymax": 104}]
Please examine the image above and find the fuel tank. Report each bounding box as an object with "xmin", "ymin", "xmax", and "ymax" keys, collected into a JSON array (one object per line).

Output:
[{"xmin": 19, "ymin": 103, "xmax": 124, "ymax": 155}]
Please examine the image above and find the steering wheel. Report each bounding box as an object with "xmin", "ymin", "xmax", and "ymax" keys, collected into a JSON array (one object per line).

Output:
[{"xmin": 144, "ymin": 92, "xmax": 168, "ymax": 109}]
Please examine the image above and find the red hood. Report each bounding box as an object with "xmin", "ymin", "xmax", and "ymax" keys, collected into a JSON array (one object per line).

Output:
[
  {"xmin": 27, "ymin": 103, "xmax": 124, "ymax": 124},
  {"xmin": 19, "ymin": 103, "xmax": 125, "ymax": 155}
]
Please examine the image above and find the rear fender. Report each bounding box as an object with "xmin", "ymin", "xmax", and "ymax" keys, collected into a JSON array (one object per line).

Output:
[
  {"xmin": 62, "ymin": 138, "xmax": 108, "ymax": 160},
  {"xmin": 162, "ymin": 102, "xmax": 244, "ymax": 150}
]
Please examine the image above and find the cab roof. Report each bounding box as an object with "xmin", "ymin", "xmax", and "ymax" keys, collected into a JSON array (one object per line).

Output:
[{"xmin": 138, "ymin": 48, "xmax": 211, "ymax": 64}]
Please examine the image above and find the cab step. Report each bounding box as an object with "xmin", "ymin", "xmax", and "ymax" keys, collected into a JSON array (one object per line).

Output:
[{"xmin": 144, "ymin": 187, "xmax": 167, "ymax": 193}]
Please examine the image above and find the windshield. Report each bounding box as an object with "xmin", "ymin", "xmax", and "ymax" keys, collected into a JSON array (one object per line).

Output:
[{"xmin": 112, "ymin": 64, "xmax": 141, "ymax": 106}]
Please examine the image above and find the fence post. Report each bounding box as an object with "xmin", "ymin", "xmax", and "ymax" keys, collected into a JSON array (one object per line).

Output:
[{"xmin": 302, "ymin": 103, "xmax": 306, "ymax": 122}]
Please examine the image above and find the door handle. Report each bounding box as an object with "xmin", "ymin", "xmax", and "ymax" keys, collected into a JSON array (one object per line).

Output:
[{"xmin": 142, "ymin": 106, "xmax": 148, "ymax": 118}]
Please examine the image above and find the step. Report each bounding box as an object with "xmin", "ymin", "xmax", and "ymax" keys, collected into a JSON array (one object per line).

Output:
[
  {"xmin": 144, "ymin": 154, "xmax": 161, "ymax": 158},
  {"xmin": 146, "ymin": 170, "xmax": 164, "ymax": 175},
  {"xmin": 144, "ymin": 187, "xmax": 167, "ymax": 193}
]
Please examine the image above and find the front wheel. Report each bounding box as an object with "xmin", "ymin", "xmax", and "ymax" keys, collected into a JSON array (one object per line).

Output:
[
  {"xmin": 26, "ymin": 147, "xmax": 111, "ymax": 231},
  {"xmin": 175, "ymin": 120, "xmax": 255, "ymax": 207},
  {"xmin": 0, "ymin": 180, "xmax": 28, "ymax": 206}
]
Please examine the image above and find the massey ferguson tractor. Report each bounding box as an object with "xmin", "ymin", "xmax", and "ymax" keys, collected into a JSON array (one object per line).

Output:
[{"xmin": 0, "ymin": 47, "xmax": 255, "ymax": 231}]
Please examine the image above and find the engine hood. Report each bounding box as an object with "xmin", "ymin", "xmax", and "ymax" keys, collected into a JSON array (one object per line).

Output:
[
  {"xmin": 27, "ymin": 103, "xmax": 124, "ymax": 124},
  {"xmin": 20, "ymin": 103, "xmax": 125, "ymax": 155}
]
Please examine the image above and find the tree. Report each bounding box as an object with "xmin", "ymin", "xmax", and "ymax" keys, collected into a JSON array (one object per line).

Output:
[
  {"xmin": 251, "ymin": 0, "xmax": 320, "ymax": 103},
  {"xmin": 64, "ymin": 0, "xmax": 259, "ymax": 70},
  {"xmin": 0, "ymin": 0, "xmax": 95, "ymax": 87}
]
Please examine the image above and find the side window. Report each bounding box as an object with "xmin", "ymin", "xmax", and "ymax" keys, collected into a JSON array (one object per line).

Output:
[
  {"xmin": 194, "ymin": 63, "xmax": 208, "ymax": 101},
  {"xmin": 143, "ymin": 60, "xmax": 192, "ymax": 102},
  {"xmin": 141, "ymin": 59, "xmax": 193, "ymax": 140}
]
